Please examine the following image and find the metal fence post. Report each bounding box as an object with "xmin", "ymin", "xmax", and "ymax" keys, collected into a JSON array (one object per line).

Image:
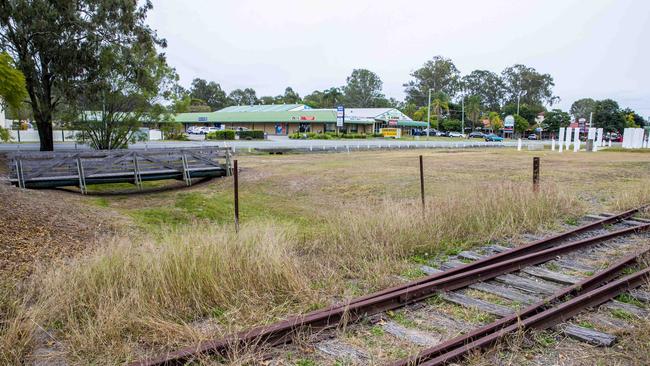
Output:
[
  {"xmin": 419, "ymin": 155, "xmax": 425, "ymax": 213},
  {"xmin": 533, "ymin": 157, "xmax": 540, "ymax": 192},
  {"xmin": 234, "ymin": 159, "xmax": 239, "ymax": 233}
]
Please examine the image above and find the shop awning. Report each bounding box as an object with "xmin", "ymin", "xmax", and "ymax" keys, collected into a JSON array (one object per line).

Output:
[{"xmin": 396, "ymin": 120, "xmax": 428, "ymax": 127}]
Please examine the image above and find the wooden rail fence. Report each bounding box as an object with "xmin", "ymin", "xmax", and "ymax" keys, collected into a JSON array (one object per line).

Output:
[{"xmin": 7, "ymin": 147, "xmax": 232, "ymax": 193}]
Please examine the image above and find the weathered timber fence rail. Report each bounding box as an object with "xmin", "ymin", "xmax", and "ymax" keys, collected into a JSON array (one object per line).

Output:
[{"xmin": 7, "ymin": 147, "xmax": 232, "ymax": 193}]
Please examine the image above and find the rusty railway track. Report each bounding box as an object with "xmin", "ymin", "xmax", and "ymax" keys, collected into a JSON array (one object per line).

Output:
[{"xmin": 132, "ymin": 206, "xmax": 650, "ymax": 366}]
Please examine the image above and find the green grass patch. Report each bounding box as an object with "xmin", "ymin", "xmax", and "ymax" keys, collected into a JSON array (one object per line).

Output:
[
  {"xmin": 577, "ymin": 320, "xmax": 595, "ymax": 329},
  {"xmin": 534, "ymin": 331, "xmax": 557, "ymax": 347},
  {"xmin": 400, "ymin": 267, "xmax": 426, "ymax": 280},
  {"xmin": 611, "ymin": 308, "xmax": 635, "ymax": 320},
  {"xmin": 615, "ymin": 293, "xmax": 646, "ymax": 308},
  {"xmin": 386, "ymin": 310, "xmax": 417, "ymax": 328},
  {"xmin": 295, "ymin": 359, "xmax": 317, "ymax": 366},
  {"xmin": 129, "ymin": 207, "xmax": 191, "ymax": 227},
  {"xmin": 92, "ymin": 197, "xmax": 110, "ymax": 207},
  {"xmin": 564, "ymin": 216, "xmax": 579, "ymax": 226}
]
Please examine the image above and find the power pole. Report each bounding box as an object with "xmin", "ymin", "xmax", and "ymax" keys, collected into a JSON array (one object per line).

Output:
[
  {"xmin": 427, "ymin": 89, "xmax": 431, "ymax": 138},
  {"xmin": 461, "ymin": 96, "xmax": 465, "ymax": 134}
]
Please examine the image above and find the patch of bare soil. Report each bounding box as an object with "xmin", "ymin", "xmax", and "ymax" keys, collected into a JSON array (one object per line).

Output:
[{"xmin": 0, "ymin": 183, "xmax": 121, "ymax": 280}]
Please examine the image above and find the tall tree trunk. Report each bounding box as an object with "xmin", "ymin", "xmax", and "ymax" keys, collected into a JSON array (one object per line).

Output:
[{"xmin": 35, "ymin": 114, "xmax": 53, "ymax": 151}]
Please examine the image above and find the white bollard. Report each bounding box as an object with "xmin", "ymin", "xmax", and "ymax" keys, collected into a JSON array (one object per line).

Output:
[
  {"xmin": 517, "ymin": 138, "xmax": 522, "ymax": 151},
  {"xmin": 565, "ymin": 127, "xmax": 572, "ymax": 150},
  {"xmin": 558, "ymin": 128, "xmax": 565, "ymax": 153},
  {"xmin": 551, "ymin": 138, "xmax": 555, "ymax": 151},
  {"xmin": 597, "ymin": 128, "xmax": 604, "ymax": 147},
  {"xmin": 573, "ymin": 128, "xmax": 580, "ymax": 152},
  {"xmin": 608, "ymin": 139, "xmax": 612, "ymax": 147},
  {"xmin": 309, "ymin": 145, "xmax": 313, "ymax": 151}
]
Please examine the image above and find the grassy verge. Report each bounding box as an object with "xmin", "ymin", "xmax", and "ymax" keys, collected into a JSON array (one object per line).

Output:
[
  {"xmin": 3, "ymin": 149, "xmax": 650, "ymax": 364},
  {"xmin": 4, "ymin": 183, "xmax": 580, "ymax": 364}
]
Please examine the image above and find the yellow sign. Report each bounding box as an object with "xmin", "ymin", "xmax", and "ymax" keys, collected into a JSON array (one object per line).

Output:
[{"xmin": 380, "ymin": 128, "xmax": 402, "ymax": 138}]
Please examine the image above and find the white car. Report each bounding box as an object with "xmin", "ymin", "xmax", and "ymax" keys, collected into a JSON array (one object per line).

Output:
[
  {"xmin": 204, "ymin": 127, "xmax": 221, "ymax": 134},
  {"xmin": 448, "ymin": 131, "xmax": 465, "ymax": 138}
]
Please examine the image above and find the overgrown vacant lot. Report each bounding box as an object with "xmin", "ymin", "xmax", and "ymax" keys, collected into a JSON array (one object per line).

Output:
[{"xmin": 1, "ymin": 148, "xmax": 650, "ymax": 364}]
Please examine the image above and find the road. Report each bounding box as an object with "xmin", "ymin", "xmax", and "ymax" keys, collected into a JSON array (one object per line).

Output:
[{"xmin": 0, "ymin": 135, "xmax": 549, "ymax": 152}]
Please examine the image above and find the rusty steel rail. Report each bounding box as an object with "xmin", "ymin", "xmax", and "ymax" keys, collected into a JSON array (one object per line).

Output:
[
  {"xmin": 130, "ymin": 209, "xmax": 649, "ymax": 366},
  {"xmin": 389, "ymin": 248, "xmax": 650, "ymax": 366},
  {"xmin": 304, "ymin": 205, "xmax": 646, "ymax": 317}
]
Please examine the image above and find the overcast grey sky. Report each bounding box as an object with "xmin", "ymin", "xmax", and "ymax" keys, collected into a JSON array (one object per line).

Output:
[{"xmin": 148, "ymin": 0, "xmax": 650, "ymax": 117}]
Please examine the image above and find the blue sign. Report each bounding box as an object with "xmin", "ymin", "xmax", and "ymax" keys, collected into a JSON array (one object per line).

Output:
[
  {"xmin": 198, "ymin": 116, "xmax": 208, "ymax": 122},
  {"xmin": 336, "ymin": 105, "xmax": 344, "ymax": 127}
]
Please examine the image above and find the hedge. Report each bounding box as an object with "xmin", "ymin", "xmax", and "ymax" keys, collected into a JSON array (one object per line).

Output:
[
  {"xmin": 289, "ymin": 132, "xmax": 377, "ymax": 140},
  {"xmin": 237, "ymin": 130, "xmax": 265, "ymax": 139},
  {"xmin": 206, "ymin": 130, "xmax": 235, "ymax": 140}
]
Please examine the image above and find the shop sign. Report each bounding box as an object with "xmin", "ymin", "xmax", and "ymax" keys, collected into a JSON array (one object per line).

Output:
[
  {"xmin": 380, "ymin": 128, "xmax": 402, "ymax": 138},
  {"xmin": 336, "ymin": 105, "xmax": 345, "ymax": 127}
]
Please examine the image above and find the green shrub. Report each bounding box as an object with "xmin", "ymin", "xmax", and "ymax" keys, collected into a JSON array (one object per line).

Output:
[
  {"xmin": 341, "ymin": 133, "xmax": 368, "ymax": 139},
  {"xmin": 0, "ymin": 126, "xmax": 11, "ymax": 142},
  {"xmin": 237, "ymin": 130, "xmax": 265, "ymax": 140},
  {"xmin": 371, "ymin": 133, "xmax": 383, "ymax": 138},
  {"xmin": 206, "ymin": 130, "xmax": 235, "ymax": 140}
]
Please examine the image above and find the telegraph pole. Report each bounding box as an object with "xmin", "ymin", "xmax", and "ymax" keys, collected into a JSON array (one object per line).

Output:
[
  {"xmin": 427, "ymin": 89, "xmax": 431, "ymax": 138},
  {"xmin": 461, "ymin": 96, "xmax": 465, "ymax": 134}
]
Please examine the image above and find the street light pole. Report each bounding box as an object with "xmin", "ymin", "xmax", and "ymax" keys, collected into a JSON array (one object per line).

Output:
[{"xmin": 427, "ymin": 88, "xmax": 431, "ymax": 138}]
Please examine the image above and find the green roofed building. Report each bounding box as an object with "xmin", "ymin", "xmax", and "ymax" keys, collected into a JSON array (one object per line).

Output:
[{"xmin": 173, "ymin": 104, "xmax": 426, "ymax": 135}]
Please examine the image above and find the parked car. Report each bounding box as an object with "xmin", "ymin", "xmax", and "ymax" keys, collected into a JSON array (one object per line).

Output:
[
  {"xmin": 468, "ymin": 132, "xmax": 486, "ymax": 139},
  {"xmin": 527, "ymin": 134, "xmax": 538, "ymax": 140},
  {"xmin": 421, "ymin": 128, "xmax": 440, "ymax": 136},
  {"xmin": 485, "ymin": 134, "xmax": 504, "ymax": 142},
  {"xmin": 448, "ymin": 131, "xmax": 465, "ymax": 138},
  {"xmin": 203, "ymin": 127, "xmax": 221, "ymax": 135},
  {"xmin": 187, "ymin": 126, "xmax": 201, "ymax": 134}
]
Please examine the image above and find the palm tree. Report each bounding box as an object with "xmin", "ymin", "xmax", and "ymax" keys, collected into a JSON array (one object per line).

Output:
[
  {"xmin": 431, "ymin": 92, "xmax": 449, "ymax": 130},
  {"xmin": 465, "ymin": 95, "xmax": 481, "ymax": 130}
]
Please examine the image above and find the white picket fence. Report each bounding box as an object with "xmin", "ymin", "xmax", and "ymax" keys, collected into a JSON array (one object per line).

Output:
[
  {"xmin": 7, "ymin": 129, "xmax": 164, "ymax": 142},
  {"xmin": 554, "ymin": 127, "xmax": 605, "ymax": 152}
]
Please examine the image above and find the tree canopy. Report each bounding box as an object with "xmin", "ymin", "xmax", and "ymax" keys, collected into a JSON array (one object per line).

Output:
[
  {"xmin": 404, "ymin": 55, "xmax": 461, "ymax": 106},
  {"xmin": 542, "ymin": 109, "xmax": 571, "ymax": 132},
  {"xmin": 501, "ymin": 64, "xmax": 558, "ymax": 107},
  {"xmin": 0, "ymin": 52, "xmax": 27, "ymax": 111},
  {"xmin": 342, "ymin": 69, "xmax": 385, "ymax": 107},
  {"xmin": 461, "ymin": 70, "xmax": 505, "ymax": 111},
  {"xmin": 189, "ymin": 79, "xmax": 229, "ymax": 111},
  {"xmin": 0, "ymin": 0, "xmax": 165, "ymax": 150},
  {"xmin": 65, "ymin": 26, "xmax": 177, "ymax": 150},
  {"xmin": 228, "ymin": 88, "xmax": 258, "ymax": 106},
  {"xmin": 592, "ymin": 99, "xmax": 626, "ymax": 132},
  {"xmin": 569, "ymin": 98, "xmax": 596, "ymax": 121}
]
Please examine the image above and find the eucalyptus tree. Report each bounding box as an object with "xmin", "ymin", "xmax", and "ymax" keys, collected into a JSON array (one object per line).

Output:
[
  {"xmin": 501, "ymin": 64, "xmax": 558, "ymax": 107},
  {"xmin": 404, "ymin": 55, "xmax": 461, "ymax": 106},
  {"xmin": 460, "ymin": 70, "xmax": 506, "ymax": 111},
  {"xmin": 0, "ymin": 0, "xmax": 165, "ymax": 150},
  {"xmin": 343, "ymin": 69, "xmax": 385, "ymax": 107}
]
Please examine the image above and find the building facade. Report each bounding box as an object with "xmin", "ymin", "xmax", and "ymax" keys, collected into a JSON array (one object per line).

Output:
[{"xmin": 173, "ymin": 104, "xmax": 427, "ymax": 135}]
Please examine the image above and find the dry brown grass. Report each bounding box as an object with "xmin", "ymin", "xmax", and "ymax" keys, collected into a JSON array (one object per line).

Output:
[
  {"xmin": 25, "ymin": 223, "xmax": 315, "ymax": 364},
  {"xmin": 2, "ymin": 149, "xmax": 650, "ymax": 364}
]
